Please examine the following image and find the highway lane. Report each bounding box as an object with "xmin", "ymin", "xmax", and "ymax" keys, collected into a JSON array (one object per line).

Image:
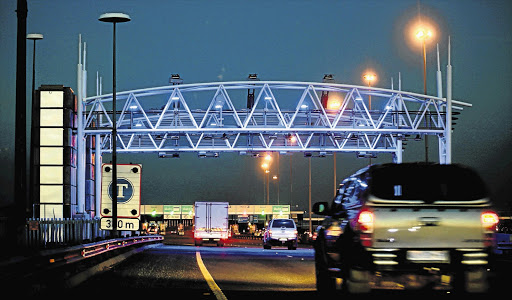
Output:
[
  {"xmin": 73, "ymin": 243, "xmax": 317, "ymax": 298},
  {"xmin": 69, "ymin": 234, "xmax": 510, "ymax": 299}
]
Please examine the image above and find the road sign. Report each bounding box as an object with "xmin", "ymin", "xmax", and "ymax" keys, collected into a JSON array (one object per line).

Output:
[
  {"xmin": 164, "ymin": 205, "xmax": 181, "ymax": 219},
  {"xmin": 181, "ymin": 205, "xmax": 194, "ymax": 219},
  {"xmin": 101, "ymin": 164, "xmax": 141, "ymax": 218},
  {"xmin": 272, "ymin": 205, "xmax": 290, "ymax": 216},
  {"xmin": 101, "ymin": 217, "xmax": 140, "ymax": 231}
]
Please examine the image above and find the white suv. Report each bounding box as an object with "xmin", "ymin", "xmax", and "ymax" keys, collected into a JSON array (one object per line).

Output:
[{"xmin": 263, "ymin": 218, "xmax": 298, "ymax": 250}]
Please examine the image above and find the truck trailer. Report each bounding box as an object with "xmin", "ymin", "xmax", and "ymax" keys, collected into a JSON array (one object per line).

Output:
[{"xmin": 194, "ymin": 202, "xmax": 229, "ymax": 246}]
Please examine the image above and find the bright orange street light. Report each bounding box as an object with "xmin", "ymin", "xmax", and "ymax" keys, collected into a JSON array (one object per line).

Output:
[
  {"xmin": 363, "ymin": 72, "xmax": 377, "ymax": 109},
  {"xmin": 416, "ymin": 28, "xmax": 433, "ymax": 40},
  {"xmin": 416, "ymin": 27, "xmax": 433, "ymax": 95},
  {"xmin": 363, "ymin": 73, "xmax": 377, "ymax": 85}
]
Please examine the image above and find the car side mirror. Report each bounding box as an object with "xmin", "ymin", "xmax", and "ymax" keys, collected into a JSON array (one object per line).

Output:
[{"xmin": 313, "ymin": 202, "xmax": 329, "ymax": 215}]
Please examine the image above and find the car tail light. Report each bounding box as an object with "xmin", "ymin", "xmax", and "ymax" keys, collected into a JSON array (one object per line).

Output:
[
  {"xmin": 357, "ymin": 209, "xmax": 374, "ymax": 233},
  {"xmin": 356, "ymin": 209, "xmax": 374, "ymax": 247},
  {"xmin": 481, "ymin": 211, "xmax": 499, "ymax": 247},
  {"xmin": 481, "ymin": 211, "xmax": 499, "ymax": 229}
]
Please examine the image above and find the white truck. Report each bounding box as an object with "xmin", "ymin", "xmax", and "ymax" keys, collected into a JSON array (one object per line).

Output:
[{"xmin": 194, "ymin": 202, "xmax": 229, "ymax": 246}]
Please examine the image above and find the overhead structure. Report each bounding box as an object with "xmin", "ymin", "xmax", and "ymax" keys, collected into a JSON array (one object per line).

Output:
[{"xmin": 82, "ymin": 80, "xmax": 470, "ymax": 161}]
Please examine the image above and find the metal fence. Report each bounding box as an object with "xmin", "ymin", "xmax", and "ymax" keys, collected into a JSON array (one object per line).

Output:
[{"xmin": 24, "ymin": 218, "xmax": 108, "ymax": 248}]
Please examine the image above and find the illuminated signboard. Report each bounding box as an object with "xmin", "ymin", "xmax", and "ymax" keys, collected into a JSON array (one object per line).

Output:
[{"xmin": 101, "ymin": 164, "xmax": 141, "ymax": 219}]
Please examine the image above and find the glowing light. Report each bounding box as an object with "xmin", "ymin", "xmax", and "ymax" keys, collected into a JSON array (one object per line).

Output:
[
  {"xmin": 327, "ymin": 100, "xmax": 341, "ymax": 110},
  {"xmin": 403, "ymin": 14, "xmax": 439, "ymax": 53},
  {"xmin": 363, "ymin": 73, "xmax": 377, "ymax": 83},
  {"xmin": 416, "ymin": 29, "xmax": 433, "ymax": 40},
  {"xmin": 358, "ymin": 210, "xmax": 374, "ymax": 224},
  {"xmin": 481, "ymin": 212, "xmax": 499, "ymax": 227}
]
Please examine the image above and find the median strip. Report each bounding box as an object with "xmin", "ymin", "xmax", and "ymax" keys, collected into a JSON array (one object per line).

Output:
[{"xmin": 196, "ymin": 251, "xmax": 227, "ymax": 300}]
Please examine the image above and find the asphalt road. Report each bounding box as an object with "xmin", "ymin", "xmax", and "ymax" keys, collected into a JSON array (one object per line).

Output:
[
  {"xmin": 69, "ymin": 233, "xmax": 511, "ymax": 299},
  {"xmin": 73, "ymin": 234, "xmax": 316, "ymax": 299}
]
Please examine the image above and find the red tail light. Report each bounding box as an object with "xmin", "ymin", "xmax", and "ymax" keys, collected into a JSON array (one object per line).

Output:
[
  {"xmin": 357, "ymin": 209, "xmax": 374, "ymax": 233},
  {"xmin": 481, "ymin": 211, "xmax": 499, "ymax": 247},
  {"xmin": 481, "ymin": 211, "xmax": 499, "ymax": 229},
  {"xmin": 356, "ymin": 209, "xmax": 374, "ymax": 247}
]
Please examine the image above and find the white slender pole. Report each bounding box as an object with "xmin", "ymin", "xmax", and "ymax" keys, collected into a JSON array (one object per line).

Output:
[
  {"xmin": 436, "ymin": 44, "xmax": 443, "ymax": 98},
  {"xmin": 77, "ymin": 34, "xmax": 85, "ymax": 215},
  {"xmin": 95, "ymin": 71, "xmax": 102, "ymax": 218},
  {"xmin": 446, "ymin": 37, "xmax": 452, "ymax": 164},
  {"xmin": 436, "ymin": 43, "xmax": 445, "ymax": 164},
  {"xmin": 394, "ymin": 72, "xmax": 402, "ymax": 163}
]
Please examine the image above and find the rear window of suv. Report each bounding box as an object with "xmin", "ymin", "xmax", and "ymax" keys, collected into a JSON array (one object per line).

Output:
[
  {"xmin": 370, "ymin": 164, "xmax": 488, "ymax": 202},
  {"xmin": 272, "ymin": 219, "xmax": 295, "ymax": 228}
]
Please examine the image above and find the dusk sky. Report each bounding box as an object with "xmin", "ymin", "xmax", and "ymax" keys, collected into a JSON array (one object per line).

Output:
[{"xmin": 1, "ymin": 0, "xmax": 511, "ymax": 213}]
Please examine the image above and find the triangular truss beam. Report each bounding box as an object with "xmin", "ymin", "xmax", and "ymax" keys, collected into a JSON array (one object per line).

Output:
[{"xmin": 83, "ymin": 81, "xmax": 470, "ymax": 158}]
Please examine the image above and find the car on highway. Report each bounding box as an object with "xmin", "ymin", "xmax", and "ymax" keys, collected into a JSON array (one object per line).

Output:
[
  {"xmin": 263, "ymin": 218, "xmax": 298, "ymax": 250},
  {"xmin": 313, "ymin": 163, "xmax": 499, "ymax": 294},
  {"xmin": 146, "ymin": 224, "xmax": 159, "ymax": 235}
]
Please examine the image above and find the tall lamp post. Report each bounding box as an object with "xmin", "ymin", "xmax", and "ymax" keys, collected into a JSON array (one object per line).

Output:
[
  {"xmin": 261, "ymin": 153, "xmax": 272, "ymax": 205},
  {"xmin": 99, "ymin": 12, "xmax": 131, "ymax": 238},
  {"xmin": 363, "ymin": 72, "xmax": 376, "ymax": 165},
  {"xmin": 416, "ymin": 28, "xmax": 432, "ymax": 162},
  {"xmin": 27, "ymin": 33, "xmax": 43, "ymax": 218}
]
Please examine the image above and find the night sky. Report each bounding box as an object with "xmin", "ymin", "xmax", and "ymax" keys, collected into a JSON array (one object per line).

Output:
[{"xmin": 1, "ymin": 0, "xmax": 511, "ymax": 213}]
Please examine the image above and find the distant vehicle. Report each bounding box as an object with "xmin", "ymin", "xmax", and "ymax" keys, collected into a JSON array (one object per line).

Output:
[
  {"xmin": 194, "ymin": 202, "xmax": 229, "ymax": 246},
  {"xmin": 178, "ymin": 223, "xmax": 185, "ymax": 236},
  {"xmin": 147, "ymin": 224, "xmax": 159, "ymax": 235},
  {"xmin": 263, "ymin": 218, "xmax": 298, "ymax": 250},
  {"xmin": 313, "ymin": 163, "xmax": 499, "ymax": 294}
]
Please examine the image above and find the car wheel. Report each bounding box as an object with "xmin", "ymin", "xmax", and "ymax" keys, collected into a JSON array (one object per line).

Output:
[
  {"xmin": 314, "ymin": 236, "xmax": 336, "ymax": 293},
  {"xmin": 454, "ymin": 267, "xmax": 488, "ymax": 294},
  {"xmin": 344, "ymin": 267, "xmax": 371, "ymax": 294}
]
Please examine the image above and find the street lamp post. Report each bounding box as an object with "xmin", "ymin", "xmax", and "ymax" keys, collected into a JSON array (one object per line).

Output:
[
  {"xmin": 363, "ymin": 73, "xmax": 376, "ymax": 165},
  {"xmin": 99, "ymin": 12, "xmax": 131, "ymax": 238},
  {"xmin": 27, "ymin": 33, "xmax": 43, "ymax": 218},
  {"xmin": 416, "ymin": 28, "xmax": 432, "ymax": 162},
  {"xmin": 261, "ymin": 162, "xmax": 269, "ymax": 204}
]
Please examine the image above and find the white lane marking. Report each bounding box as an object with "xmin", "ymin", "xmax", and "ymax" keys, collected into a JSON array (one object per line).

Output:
[{"xmin": 196, "ymin": 251, "xmax": 227, "ymax": 300}]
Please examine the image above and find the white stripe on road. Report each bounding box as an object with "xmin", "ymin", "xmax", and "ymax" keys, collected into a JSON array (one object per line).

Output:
[{"xmin": 196, "ymin": 251, "xmax": 227, "ymax": 300}]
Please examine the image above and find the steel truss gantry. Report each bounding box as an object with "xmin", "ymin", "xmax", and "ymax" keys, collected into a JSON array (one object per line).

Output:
[{"xmin": 82, "ymin": 80, "xmax": 470, "ymax": 162}]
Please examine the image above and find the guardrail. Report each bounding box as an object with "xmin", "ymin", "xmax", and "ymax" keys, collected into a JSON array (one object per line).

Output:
[
  {"xmin": 234, "ymin": 234, "xmax": 262, "ymax": 240},
  {"xmin": 1, "ymin": 235, "xmax": 163, "ymax": 293},
  {"xmin": 50, "ymin": 235, "xmax": 164, "ymax": 265}
]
